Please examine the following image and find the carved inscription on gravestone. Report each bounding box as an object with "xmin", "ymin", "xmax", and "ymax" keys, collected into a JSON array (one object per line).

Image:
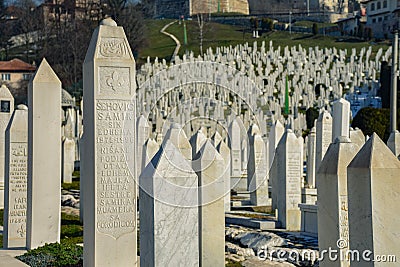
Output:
[
  {"xmin": 96, "ymin": 100, "xmax": 135, "ymax": 239},
  {"xmin": 287, "ymin": 152, "xmax": 301, "ymax": 209},
  {"xmin": 8, "ymin": 143, "xmax": 27, "ymax": 238}
]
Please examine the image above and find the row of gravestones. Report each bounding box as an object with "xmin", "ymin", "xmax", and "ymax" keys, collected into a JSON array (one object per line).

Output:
[
  {"xmin": 0, "ymin": 83, "xmax": 81, "ymax": 209},
  {"xmin": 2, "ymin": 18, "xmax": 400, "ymax": 267}
]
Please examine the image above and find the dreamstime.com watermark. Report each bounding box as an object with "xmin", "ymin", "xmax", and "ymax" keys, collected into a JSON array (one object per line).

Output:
[{"xmin": 257, "ymin": 239, "xmax": 397, "ymax": 264}]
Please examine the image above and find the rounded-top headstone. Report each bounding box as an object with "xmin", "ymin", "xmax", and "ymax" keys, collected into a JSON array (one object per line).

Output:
[
  {"xmin": 17, "ymin": 104, "xmax": 28, "ymax": 110},
  {"xmin": 100, "ymin": 18, "xmax": 117, "ymax": 27}
]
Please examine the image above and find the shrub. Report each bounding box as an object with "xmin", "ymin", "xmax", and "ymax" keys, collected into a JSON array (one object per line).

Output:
[{"xmin": 16, "ymin": 241, "xmax": 83, "ymax": 267}]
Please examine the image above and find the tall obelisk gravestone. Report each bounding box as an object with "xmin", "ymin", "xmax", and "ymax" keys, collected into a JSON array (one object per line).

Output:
[
  {"xmin": 82, "ymin": 18, "xmax": 137, "ymax": 266},
  {"xmin": 26, "ymin": 59, "xmax": 61, "ymax": 249}
]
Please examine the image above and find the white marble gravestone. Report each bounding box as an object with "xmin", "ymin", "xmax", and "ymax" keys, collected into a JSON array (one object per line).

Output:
[
  {"xmin": 247, "ymin": 131, "xmax": 269, "ymax": 206},
  {"xmin": 332, "ymin": 98, "xmax": 350, "ymax": 142},
  {"xmin": 62, "ymin": 137, "xmax": 75, "ymax": 183},
  {"xmin": 228, "ymin": 117, "xmax": 241, "ymax": 177},
  {"xmin": 317, "ymin": 136, "xmax": 360, "ymax": 267},
  {"xmin": 347, "ymin": 134, "xmax": 400, "ymax": 267},
  {"xmin": 315, "ymin": 110, "xmax": 332, "ymax": 172},
  {"xmin": 163, "ymin": 123, "xmax": 192, "ymax": 160},
  {"xmin": 216, "ymin": 140, "xmax": 231, "ymax": 212},
  {"xmin": 26, "ymin": 59, "xmax": 61, "ymax": 250},
  {"xmin": 140, "ymin": 140, "xmax": 199, "ymax": 267},
  {"xmin": 268, "ymin": 120, "xmax": 284, "ymax": 170},
  {"xmin": 82, "ymin": 18, "xmax": 137, "ymax": 266},
  {"xmin": 193, "ymin": 141, "xmax": 225, "ymax": 267},
  {"xmin": 3, "ymin": 104, "xmax": 28, "ymax": 248},
  {"xmin": 0, "ymin": 84, "xmax": 14, "ymax": 209},
  {"xmin": 274, "ymin": 129, "xmax": 302, "ymax": 230}
]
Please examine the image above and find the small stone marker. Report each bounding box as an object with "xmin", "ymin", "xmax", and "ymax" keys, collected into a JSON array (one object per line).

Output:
[
  {"xmin": 82, "ymin": 18, "xmax": 137, "ymax": 266},
  {"xmin": 3, "ymin": 104, "xmax": 28, "ymax": 248},
  {"xmin": 26, "ymin": 59, "xmax": 61, "ymax": 249},
  {"xmin": 347, "ymin": 134, "xmax": 400, "ymax": 266},
  {"xmin": 140, "ymin": 140, "xmax": 199, "ymax": 267},
  {"xmin": 0, "ymin": 84, "xmax": 14, "ymax": 209}
]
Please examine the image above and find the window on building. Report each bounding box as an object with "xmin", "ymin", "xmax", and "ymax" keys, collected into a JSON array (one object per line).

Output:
[
  {"xmin": 371, "ymin": 3, "xmax": 375, "ymax": 11},
  {"xmin": 378, "ymin": 17, "xmax": 382, "ymax": 22},
  {"xmin": 383, "ymin": 0, "xmax": 387, "ymax": 8},
  {"xmin": 23, "ymin": 74, "xmax": 31, "ymax": 80},
  {"xmin": 377, "ymin": 2, "xmax": 381, "ymax": 9},
  {"xmin": 384, "ymin": 15, "xmax": 388, "ymax": 20},
  {"xmin": 1, "ymin": 74, "xmax": 10, "ymax": 81},
  {"xmin": 372, "ymin": 18, "xmax": 376, "ymax": 23}
]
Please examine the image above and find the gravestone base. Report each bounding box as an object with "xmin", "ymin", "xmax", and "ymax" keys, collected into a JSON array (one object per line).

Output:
[
  {"xmin": 301, "ymin": 188, "xmax": 317, "ymax": 205},
  {"xmin": 231, "ymin": 176, "xmax": 247, "ymax": 191},
  {"xmin": 299, "ymin": 204, "xmax": 318, "ymax": 236}
]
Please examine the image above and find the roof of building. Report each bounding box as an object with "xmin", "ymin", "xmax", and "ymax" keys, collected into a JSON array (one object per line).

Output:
[{"xmin": 0, "ymin": 59, "xmax": 36, "ymax": 72}]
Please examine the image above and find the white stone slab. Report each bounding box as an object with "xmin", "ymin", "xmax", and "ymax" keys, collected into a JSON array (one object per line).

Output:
[
  {"xmin": 3, "ymin": 105, "xmax": 28, "ymax": 248},
  {"xmin": 26, "ymin": 59, "xmax": 61, "ymax": 250}
]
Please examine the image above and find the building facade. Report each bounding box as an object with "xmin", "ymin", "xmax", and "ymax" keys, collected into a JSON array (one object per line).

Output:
[
  {"xmin": 0, "ymin": 59, "xmax": 36, "ymax": 89},
  {"xmin": 363, "ymin": 0, "xmax": 399, "ymax": 38},
  {"xmin": 155, "ymin": 0, "xmax": 249, "ymax": 18}
]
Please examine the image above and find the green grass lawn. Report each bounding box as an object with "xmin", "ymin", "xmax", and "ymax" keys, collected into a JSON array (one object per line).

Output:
[{"xmin": 138, "ymin": 19, "xmax": 390, "ymax": 64}]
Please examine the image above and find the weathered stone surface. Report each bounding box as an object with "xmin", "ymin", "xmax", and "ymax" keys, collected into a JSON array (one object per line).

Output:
[
  {"xmin": 347, "ymin": 134, "xmax": 400, "ymax": 267},
  {"xmin": 140, "ymin": 140, "xmax": 199, "ymax": 267}
]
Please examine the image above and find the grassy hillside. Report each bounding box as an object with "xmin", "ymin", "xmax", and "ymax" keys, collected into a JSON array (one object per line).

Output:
[{"xmin": 138, "ymin": 19, "xmax": 390, "ymax": 63}]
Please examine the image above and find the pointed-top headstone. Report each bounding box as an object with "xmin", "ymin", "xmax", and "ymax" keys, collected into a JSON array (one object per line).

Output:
[
  {"xmin": 27, "ymin": 58, "xmax": 61, "ymax": 250},
  {"xmin": 347, "ymin": 133, "xmax": 400, "ymax": 266},
  {"xmin": 32, "ymin": 58, "xmax": 61, "ymax": 84},
  {"xmin": 139, "ymin": 140, "xmax": 199, "ymax": 266},
  {"xmin": 193, "ymin": 140, "xmax": 225, "ymax": 267},
  {"xmin": 317, "ymin": 136, "xmax": 360, "ymax": 266},
  {"xmin": 163, "ymin": 123, "xmax": 192, "ymax": 160},
  {"xmin": 82, "ymin": 18, "xmax": 137, "ymax": 267},
  {"xmin": 190, "ymin": 129, "xmax": 207, "ymax": 158},
  {"xmin": 211, "ymin": 131, "xmax": 223, "ymax": 146}
]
